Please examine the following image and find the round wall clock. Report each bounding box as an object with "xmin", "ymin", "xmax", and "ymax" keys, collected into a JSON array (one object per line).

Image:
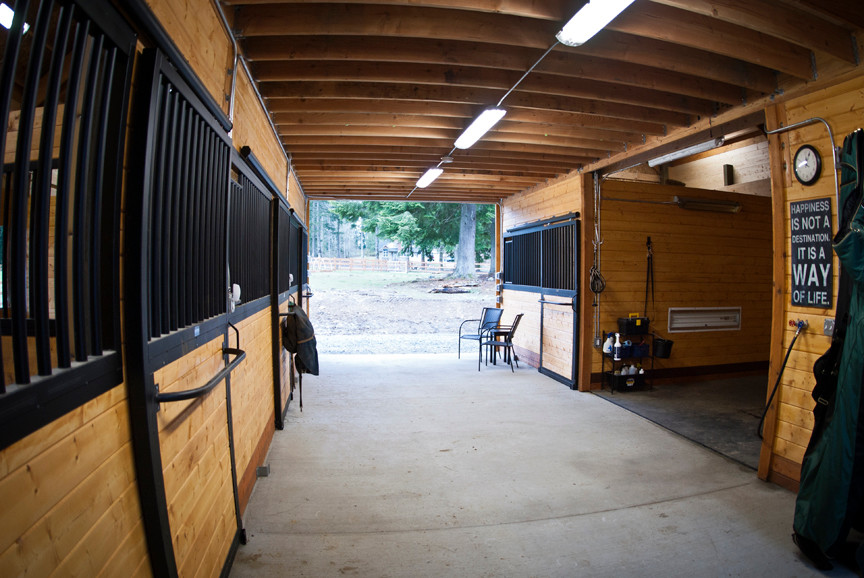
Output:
[{"xmin": 793, "ymin": 144, "xmax": 822, "ymax": 186}]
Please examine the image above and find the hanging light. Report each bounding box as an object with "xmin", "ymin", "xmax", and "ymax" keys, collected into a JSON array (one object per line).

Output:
[
  {"xmin": 556, "ymin": 0, "xmax": 636, "ymax": 47},
  {"xmin": 454, "ymin": 108, "xmax": 507, "ymax": 149},
  {"xmin": 416, "ymin": 167, "xmax": 443, "ymax": 189}
]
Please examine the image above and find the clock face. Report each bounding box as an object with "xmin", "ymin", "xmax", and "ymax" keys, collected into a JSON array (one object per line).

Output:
[{"xmin": 793, "ymin": 145, "xmax": 821, "ymax": 186}]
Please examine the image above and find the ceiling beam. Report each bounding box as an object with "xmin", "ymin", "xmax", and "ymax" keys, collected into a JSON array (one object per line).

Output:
[
  {"xmin": 243, "ymin": 35, "xmax": 750, "ymax": 103},
  {"xmin": 234, "ymin": 4, "xmax": 561, "ymax": 47},
  {"xmin": 252, "ymin": 61, "xmax": 720, "ymax": 113},
  {"xmin": 610, "ymin": 2, "xmax": 814, "ymax": 79},
  {"xmin": 260, "ymin": 83, "xmax": 693, "ymax": 126},
  {"xmin": 226, "ymin": 0, "xmax": 574, "ymax": 21},
  {"xmin": 649, "ymin": 0, "xmax": 857, "ymax": 63}
]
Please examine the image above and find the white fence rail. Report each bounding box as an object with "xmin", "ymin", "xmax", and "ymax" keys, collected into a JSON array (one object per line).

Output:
[{"xmin": 310, "ymin": 257, "xmax": 488, "ymax": 274}]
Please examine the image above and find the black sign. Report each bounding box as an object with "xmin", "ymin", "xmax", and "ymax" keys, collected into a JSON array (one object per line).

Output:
[{"xmin": 790, "ymin": 198, "xmax": 832, "ymax": 308}]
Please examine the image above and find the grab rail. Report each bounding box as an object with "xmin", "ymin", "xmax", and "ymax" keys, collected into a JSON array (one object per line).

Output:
[{"xmin": 155, "ymin": 347, "xmax": 246, "ymax": 408}]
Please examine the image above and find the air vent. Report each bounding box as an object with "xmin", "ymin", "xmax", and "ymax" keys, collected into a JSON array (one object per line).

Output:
[{"xmin": 668, "ymin": 307, "xmax": 741, "ymax": 333}]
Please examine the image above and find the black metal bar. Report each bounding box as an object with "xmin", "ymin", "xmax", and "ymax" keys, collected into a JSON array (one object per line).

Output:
[
  {"xmin": 54, "ymin": 19, "xmax": 89, "ymax": 368},
  {"xmin": 177, "ymin": 102, "xmax": 190, "ymax": 330},
  {"xmin": 155, "ymin": 348, "xmax": 246, "ymax": 405},
  {"xmin": 124, "ymin": 48, "xmax": 180, "ymax": 578},
  {"xmin": 72, "ymin": 33, "xmax": 106, "ymax": 361},
  {"xmin": 0, "ymin": 0, "xmax": 30, "ymax": 195},
  {"xmin": 90, "ymin": 46, "xmax": 120, "ymax": 356},
  {"xmin": 150, "ymin": 83, "xmax": 168, "ymax": 338},
  {"xmin": 165, "ymin": 92, "xmax": 187, "ymax": 331},
  {"xmin": 10, "ymin": 0, "xmax": 52, "ymax": 384},
  {"xmin": 32, "ymin": 1, "xmax": 69, "ymax": 376},
  {"xmin": 201, "ymin": 129, "xmax": 214, "ymax": 319},
  {"xmin": 190, "ymin": 116, "xmax": 203, "ymax": 324}
]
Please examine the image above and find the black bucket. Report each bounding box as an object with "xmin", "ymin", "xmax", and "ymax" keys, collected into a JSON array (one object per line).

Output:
[{"xmin": 653, "ymin": 337, "xmax": 674, "ymax": 358}]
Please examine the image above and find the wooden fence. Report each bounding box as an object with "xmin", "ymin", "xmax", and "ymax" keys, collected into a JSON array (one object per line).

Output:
[{"xmin": 310, "ymin": 257, "xmax": 489, "ymax": 274}]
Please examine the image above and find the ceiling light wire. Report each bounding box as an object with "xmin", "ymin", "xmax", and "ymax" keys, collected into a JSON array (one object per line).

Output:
[
  {"xmin": 498, "ymin": 41, "xmax": 560, "ymax": 108},
  {"xmin": 407, "ymin": 42, "xmax": 560, "ymax": 197}
]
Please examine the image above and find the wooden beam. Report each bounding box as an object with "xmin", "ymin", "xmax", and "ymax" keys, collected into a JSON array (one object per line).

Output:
[
  {"xmin": 281, "ymin": 135, "xmax": 612, "ymax": 158},
  {"xmin": 252, "ymin": 61, "xmax": 717, "ymax": 115},
  {"xmin": 260, "ymin": 83, "xmax": 693, "ymax": 126},
  {"xmin": 226, "ymin": 0, "xmax": 574, "ymax": 21},
  {"xmin": 650, "ymin": 0, "xmax": 857, "ymax": 63},
  {"xmin": 267, "ymin": 98, "xmax": 669, "ymax": 135},
  {"xmin": 611, "ymin": 2, "xmax": 814, "ymax": 79},
  {"xmin": 243, "ymin": 35, "xmax": 747, "ymax": 103},
  {"xmin": 570, "ymin": 30, "xmax": 778, "ymax": 94},
  {"xmin": 234, "ymin": 4, "xmax": 560, "ymax": 47}
]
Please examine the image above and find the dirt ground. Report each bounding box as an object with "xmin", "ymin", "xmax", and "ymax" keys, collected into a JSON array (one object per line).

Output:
[{"xmin": 308, "ymin": 272, "xmax": 497, "ymax": 354}]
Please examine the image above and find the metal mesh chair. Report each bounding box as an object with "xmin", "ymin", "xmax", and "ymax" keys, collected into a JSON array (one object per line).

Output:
[
  {"xmin": 458, "ymin": 307, "xmax": 504, "ymax": 363},
  {"xmin": 480, "ymin": 313, "xmax": 523, "ymax": 372}
]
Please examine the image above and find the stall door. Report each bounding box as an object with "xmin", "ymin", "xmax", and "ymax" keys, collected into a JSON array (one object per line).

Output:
[
  {"xmin": 125, "ymin": 49, "xmax": 245, "ymax": 577},
  {"xmin": 538, "ymin": 221, "xmax": 580, "ymax": 389}
]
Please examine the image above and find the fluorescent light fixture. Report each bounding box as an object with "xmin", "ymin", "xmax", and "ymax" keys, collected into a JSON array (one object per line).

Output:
[
  {"xmin": 674, "ymin": 196, "xmax": 741, "ymax": 213},
  {"xmin": 454, "ymin": 108, "xmax": 506, "ymax": 149},
  {"xmin": 556, "ymin": 0, "xmax": 636, "ymax": 47},
  {"xmin": 648, "ymin": 137, "xmax": 726, "ymax": 167},
  {"xmin": 416, "ymin": 167, "xmax": 443, "ymax": 189},
  {"xmin": 0, "ymin": 3, "xmax": 29, "ymax": 33}
]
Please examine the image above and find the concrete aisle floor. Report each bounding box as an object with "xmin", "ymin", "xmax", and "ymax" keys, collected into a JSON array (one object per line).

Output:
[{"xmin": 230, "ymin": 354, "xmax": 851, "ymax": 578}]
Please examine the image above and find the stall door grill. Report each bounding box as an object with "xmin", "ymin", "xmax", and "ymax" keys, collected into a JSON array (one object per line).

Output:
[
  {"xmin": 229, "ymin": 160, "xmax": 272, "ymax": 304},
  {"xmin": 0, "ymin": 0, "xmax": 134, "ymax": 448},
  {"xmin": 276, "ymin": 203, "xmax": 293, "ymax": 294},
  {"xmin": 504, "ymin": 221, "xmax": 577, "ymax": 292},
  {"xmin": 145, "ymin": 77, "xmax": 231, "ymax": 339}
]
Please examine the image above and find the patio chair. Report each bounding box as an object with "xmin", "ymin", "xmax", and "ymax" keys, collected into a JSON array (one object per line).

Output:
[
  {"xmin": 480, "ymin": 313, "xmax": 523, "ymax": 372},
  {"xmin": 458, "ymin": 307, "xmax": 504, "ymax": 361}
]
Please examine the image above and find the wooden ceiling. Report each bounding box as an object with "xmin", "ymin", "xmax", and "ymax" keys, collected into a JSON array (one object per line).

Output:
[{"xmin": 224, "ymin": 0, "xmax": 864, "ymax": 203}]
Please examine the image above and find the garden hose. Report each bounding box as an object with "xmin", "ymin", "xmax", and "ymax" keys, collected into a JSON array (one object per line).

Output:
[{"xmin": 757, "ymin": 319, "xmax": 807, "ymax": 439}]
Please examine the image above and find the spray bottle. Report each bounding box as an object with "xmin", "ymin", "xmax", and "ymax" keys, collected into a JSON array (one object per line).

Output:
[
  {"xmin": 613, "ymin": 333, "xmax": 622, "ymax": 361},
  {"xmin": 602, "ymin": 333, "xmax": 614, "ymax": 354}
]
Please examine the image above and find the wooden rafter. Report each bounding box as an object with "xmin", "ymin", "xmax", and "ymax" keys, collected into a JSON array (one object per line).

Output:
[{"xmin": 226, "ymin": 0, "xmax": 862, "ymax": 202}]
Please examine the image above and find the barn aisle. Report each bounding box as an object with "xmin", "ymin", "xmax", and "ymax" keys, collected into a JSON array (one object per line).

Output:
[{"xmin": 230, "ymin": 354, "xmax": 841, "ymax": 577}]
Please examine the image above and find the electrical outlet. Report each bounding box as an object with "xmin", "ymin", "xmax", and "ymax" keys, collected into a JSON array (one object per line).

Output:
[{"xmin": 824, "ymin": 318, "xmax": 835, "ymax": 337}]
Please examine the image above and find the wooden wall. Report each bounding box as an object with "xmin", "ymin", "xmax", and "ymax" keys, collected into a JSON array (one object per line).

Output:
[
  {"xmin": 593, "ymin": 180, "xmax": 773, "ymax": 377},
  {"xmin": 230, "ymin": 305, "xmax": 276, "ymax": 514},
  {"xmin": 0, "ymin": 385, "xmax": 149, "ymax": 576},
  {"xmin": 758, "ymin": 74, "xmax": 864, "ymax": 489},
  {"xmin": 144, "ymin": 0, "xmax": 233, "ymax": 119},
  {"xmin": 153, "ymin": 336, "xmax": 236, "ymax": 578},
  {"xmin": 231, "ymin": 64, "xmax": 290, "ymax": 199},
  {"xmin": 288, "ymin": 169, "xmax": 307, "ymax": 223},
  {"xmin": 501, "ymin": 175, "xmax": 583, "ymax": 375}
]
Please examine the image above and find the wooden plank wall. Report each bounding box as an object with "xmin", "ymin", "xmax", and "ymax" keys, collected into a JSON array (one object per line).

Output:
[
  {"xmin": 501, "ymin": 173, "xmax": 583, "ymax": 371},
  {"xmin": 759, "ymin": 74, "xmax": 864, "ymax": 487},
  {"xmin": 288, "ymin": 170, "xmax": 307, "ymax": 223},
  {"xmin": 230, "ymin": 305, "xmax": 276, "ymax": 514},
  {"xmin": 541, "ymin": 305, "xmax": 575, "ymax": 381},
  {"xmin": 232, "ymin": 64, "xmax": 289, "ymax": 199},
  {"xmin": 153, "ymin": 336, "xmax": 236, "ymax": 578},
  {"xmin": 0, "ymin": 385, "xmax": 149, "ymax": 576},
  {"xmin": 595, "ymin": 180, "xmax": 773, "ymax": 377},
  {"xmin": 144, "ymin": 0, "xmax": 233, "ymax": 117}
]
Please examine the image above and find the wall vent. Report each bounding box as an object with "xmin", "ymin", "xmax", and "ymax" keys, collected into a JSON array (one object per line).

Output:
[{"xmin": 668, "ymin": 307, "xmax": 741, "ymax": 333}]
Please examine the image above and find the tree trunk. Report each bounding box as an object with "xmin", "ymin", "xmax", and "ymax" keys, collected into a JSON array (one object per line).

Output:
[{"xmin": 455, "ymin": 203, "xmax": 476, "ymax": 277}]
